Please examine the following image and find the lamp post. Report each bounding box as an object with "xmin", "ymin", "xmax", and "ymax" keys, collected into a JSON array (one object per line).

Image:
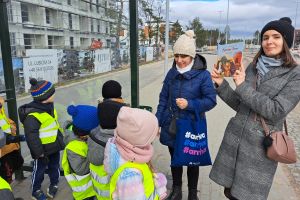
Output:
[
  {"xmin": 164, "ymin": 0, "xmax": 170, "ymax": 77},
  {"xmin": 293, "ymin": 1, "xmax": 299, "ymax": 49},
  {"xmin": 225, "ymin": 0, "xmax": 229, "ymax": 44},
  {"xmin": 217, "ymin": 10, "xmax": 223, "ymax": 44}
]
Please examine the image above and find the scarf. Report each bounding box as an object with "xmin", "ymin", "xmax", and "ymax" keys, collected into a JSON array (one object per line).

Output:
[
  {"xmin": 114, "ymin": 134, "xmax": 154, "ymax": 163},
  {"xmin": 256, "ymin": 55, "xmax": 283, "ymax": 77},
  {"xmin": 256, "ymin": 55, "xmax": 283, "ymax": 85},
  {"xmin": 176, "ymin": 59, "xmax": 194, "ymax": 74}
]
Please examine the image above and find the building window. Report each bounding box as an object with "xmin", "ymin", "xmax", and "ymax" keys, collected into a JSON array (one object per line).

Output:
[
  {"xmin": 68, "ymin": 0, "xmax": 71, "ymax": 5},
  {"xmin": 96, "ymin": 0, "xmax": 99, "ymax": 13},
  {"xmin": 45, "ymin": 9, "xmax": 50, "ymax": 24},
  {"xmin": 7, "ymin": 2, "xmax": 13, "ymax": 22},
  {"xmin": 68, "ymin": 13, "xmax": 72, "ymax": 29},
  {"xmin": 10, "ymin": 33, "xmax": 17, "ymax": 56},
  {"xmin": 21, "ymin": 3, "xmax": 29, "ymax": 23},
  {"xmin": 97, "ymin": 24, "xmax": 100, "ymax": 33},
  {"xmin": 70, "ymin": 37, "xmax": 74, "ymax": 49},
  {"xmin": 91, "ymin": 20, "xmax": 94, "ymax": 32},
  {"xmin": 24, "ymin": 34, "xmax": 32, "ymax": 49},
  {"xmin": 48, "ymin": 35, "xmax": 53, "ymax": 49},
  {"xmin": 90, "ymin": 0, "xmax": 93, "ymax": 11}
]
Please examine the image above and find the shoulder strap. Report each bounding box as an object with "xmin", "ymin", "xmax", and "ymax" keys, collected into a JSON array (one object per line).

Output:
[
  {"xmin": 89, "ymin": 132, "xmax": 106, "ymax": 147},
  {"xmin": 259, "ymin": 116, "xmax": 288, "ymax": 136}
]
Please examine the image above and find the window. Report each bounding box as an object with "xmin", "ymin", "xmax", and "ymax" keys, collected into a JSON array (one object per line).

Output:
[
  {"xmin": 97, "ymin": 23, "xmax": 100, "ymax": 33},
  {"xmin": 48, "ymin": 36, "xmax": 53, "ymax": 49},
  {"xmin": 21, "ymin": 3, "xmax": 29, "ymax": 23},
  {"xmin": 10, "ymin": 33, "xmax": 17, "ymax": 56},
  {"xmin": 7, "ymin": 2, "xmax": 13, "ymax": 22},
  {"xmin": 68, "ymin": 13, "xmax": 72, "ymax": 29},
  {"xmin": 70, "ymin": 37, "xmax": 74, "ymax": 49},
  {"xmin": 45, "ymin": 9, "xmax": 50, "ymax": 24},
  {"xmin": 96, "ymin": 0, "xmax": 99, "ymax": 13},
  {"xmin": 91, "ymin": 20, "xmax": 94, "ymax": 32},
  {"xmin": 24, "ymin": 34, "xmax": 32, "ymax": 49},
  {"xmin": 90, "ymin": 0, "xmax": 93, "ymax": 11},
  {"xmin": 68, "ymin": 0, "xmax": 71, "ymax": 5}
]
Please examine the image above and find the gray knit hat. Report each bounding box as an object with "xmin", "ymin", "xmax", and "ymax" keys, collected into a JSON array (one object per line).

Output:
[{"xmin": 173, "ymin": 30, "xmax": 196, "ymax": 58}]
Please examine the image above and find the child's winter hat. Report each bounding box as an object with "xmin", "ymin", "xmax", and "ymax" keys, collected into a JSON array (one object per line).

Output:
[
  {"xmin": 115, "ymin": 107, "xmax": 159, "ymax": 147},
  {"xmin": 67, "ymin": 105, "xmax": 99, "ymax": 136},
  {"xmin": 173, "ymin": 30, "xmax": 196, "ymax": 58},
  {"xmin": 102, "ymin": 80, "xmax": 122, "ymax": 99},
  {"xmin": 30, "ymin": 78, "xmax": 55, "ymax": 102},
  {"xmin": 261, "ymin": 17, "xmax": 295, "ymax": 48}
]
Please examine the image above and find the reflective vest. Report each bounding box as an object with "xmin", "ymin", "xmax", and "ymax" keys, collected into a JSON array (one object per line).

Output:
[
  {"xmin": 62, "ymin": 140, "xmax": 95, "ymax": 200},
  {"xmin": 0, "ymin": 176, "xmax": 11, "ymax": 191},
  {"xmin": 91, "ymin": 162, "xmax": 159, "ymax": 200},
  {"xmin": 29, "ymin": 109, "xmax": 62, "ymax": 144},
  {"xmin": 0, "ymin": 107, "xmax": 11, "ymax": 134}
]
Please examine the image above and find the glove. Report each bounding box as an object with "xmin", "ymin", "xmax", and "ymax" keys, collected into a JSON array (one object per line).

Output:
[{"xmin": 5, "ymin": 134, "xmax": 26, "ymax": 144}]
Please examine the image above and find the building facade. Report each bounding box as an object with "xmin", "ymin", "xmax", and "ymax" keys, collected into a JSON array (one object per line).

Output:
[{"xmin": 5, "ymin": 0, "xmax": 117, "ymax": 57}]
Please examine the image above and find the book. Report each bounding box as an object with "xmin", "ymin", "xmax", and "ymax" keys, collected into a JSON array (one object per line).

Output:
[{"xmin": 217, "ymin": 42, "xmax": 245, "ymax": 77}]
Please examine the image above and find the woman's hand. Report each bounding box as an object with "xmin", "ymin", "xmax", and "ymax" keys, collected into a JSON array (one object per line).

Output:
[
  {"xmin": 211, "ymin": 64, "xmax": 224, "ymax": 86},
  {"xmin": 233, "ymin": 63, "xmax": 246, "ymax": 86},
  {"xmin": 176, "ymin": 98, "xmax": 188, "ymax": 109}
]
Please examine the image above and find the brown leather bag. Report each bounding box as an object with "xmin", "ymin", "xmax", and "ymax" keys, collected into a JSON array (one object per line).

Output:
[{"xmin": 260, "ymin": 117, "xmax": 297, "ymax": 164}]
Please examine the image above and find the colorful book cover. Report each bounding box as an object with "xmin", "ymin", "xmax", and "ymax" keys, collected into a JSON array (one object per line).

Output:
[{"xmin": 217, "ymin": 42, "xmax": 245, "ymax": 77}]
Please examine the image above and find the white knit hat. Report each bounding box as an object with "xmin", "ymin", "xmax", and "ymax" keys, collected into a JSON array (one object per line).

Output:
[{"xmin": 173, "ymin": 30, "xmax": 196, "ymax": 58}]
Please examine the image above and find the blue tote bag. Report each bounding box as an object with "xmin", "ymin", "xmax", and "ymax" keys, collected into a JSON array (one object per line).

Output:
[{"xmin": 171, "ymin": 110, "xmax": 212, "ymax": 167}]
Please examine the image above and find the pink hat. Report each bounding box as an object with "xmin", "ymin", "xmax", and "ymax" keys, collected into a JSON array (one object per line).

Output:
[{"xmin": 115, "ymin": 107, "xmax": 159, "ymax": 147}]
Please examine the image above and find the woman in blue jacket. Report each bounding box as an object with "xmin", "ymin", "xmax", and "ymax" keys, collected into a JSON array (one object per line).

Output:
[{"xmin": 156, "ymin": 30, "xmax": 216, "ymax": 200}]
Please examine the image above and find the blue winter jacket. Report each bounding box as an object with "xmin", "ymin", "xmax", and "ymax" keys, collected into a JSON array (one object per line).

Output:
[{"xmin": 156, "ymin": 54, "xmax": 217, "ymax": 147}]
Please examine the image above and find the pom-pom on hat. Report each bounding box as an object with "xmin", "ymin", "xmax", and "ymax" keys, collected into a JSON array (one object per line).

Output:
[
  {"xmin": 261, "ymin": 17, "xmax": 295, "ymax": 48},
  {"xmin": 30, "ymin": 78, "xmax": 55, "ymax": 102},
  {"xmin": 67, "ymin": 105, "xmax": 99, "ymax": 136},
  {"xmin": 173, "ymin": 30, "xmax": 196, "ymax": 58},
  {"xmin": 115, "ymin": 107, "xmax": 159, "ymax": 147},
  {"xmin": 102, "ymin": 80, "xmax": 122, "ymax": 99}
]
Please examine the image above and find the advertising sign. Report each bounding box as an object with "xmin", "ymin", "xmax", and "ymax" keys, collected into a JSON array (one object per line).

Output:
[
  {"xmin": 94, "ymin": 49, "xmax": 111, "ymax": 73},
  {"xmin": 23, "ymin": 49, "xmax": 58, "ymax": 91}
]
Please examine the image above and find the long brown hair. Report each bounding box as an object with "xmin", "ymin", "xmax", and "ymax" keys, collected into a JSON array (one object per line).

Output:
[{"xmin": 252, "ymin": 39, "xmax": 297, "ymax": 67}]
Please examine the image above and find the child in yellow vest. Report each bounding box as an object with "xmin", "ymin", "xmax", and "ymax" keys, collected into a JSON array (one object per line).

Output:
[
  {"xmin": 0, "ymin": 96, "xmax": 25, "ymax": 183},
  {"xmin": 102, "ymin": 107, "xmax": 167, "ymax": 200},
  {"xmin": 18, "ymin": 78, "xmax": 65, "ymax": 200},
  {"xmin": 62, "ymin": 105, "xmax": 99, "ymax": 200}
]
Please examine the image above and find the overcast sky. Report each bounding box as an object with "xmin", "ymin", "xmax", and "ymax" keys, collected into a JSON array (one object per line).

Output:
[{"xmin": 169, "ymin": 0, "xmax": 299, "ymax": 38}]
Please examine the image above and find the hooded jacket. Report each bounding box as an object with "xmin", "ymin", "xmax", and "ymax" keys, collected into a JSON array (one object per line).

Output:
[
  {"xmin": 156, "ymin": 54, "xmax": 217, "ymax": 147},
  {"xmin": 18, "ymin": 101, "xmax": 65, "ymax": 159}
]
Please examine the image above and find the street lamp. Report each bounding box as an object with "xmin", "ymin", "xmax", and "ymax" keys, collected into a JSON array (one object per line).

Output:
[
  {"xmin": 225, "ymin": 0, "xmax": 229, "ymax": 44},
  {"xmin": 293, "ymin": 0, "xmax": 300, "ymax": 49},
  {"xmin": 217, "ymin": 10, "xmax": 223, "ymax": 44}
]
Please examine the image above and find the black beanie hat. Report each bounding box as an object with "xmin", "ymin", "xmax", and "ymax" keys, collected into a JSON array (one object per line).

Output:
[
  {"xmin": 102, "ymin": 80, "xmax": 122, "ymax": 99},
  {"xmin": 261, "ymin": 17, "xmax": 295, "ymax": 48},
  {"xmin": 30, "ymin": 78, "xmax": 55, "ymax": 102}
]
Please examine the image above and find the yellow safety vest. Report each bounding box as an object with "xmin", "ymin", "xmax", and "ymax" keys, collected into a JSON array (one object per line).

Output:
[
  {"xmin": 0, "ymin": 107, "xmax": 11, "ymax": 134},
  {"xmin": 91, "ymin": 162, "xmax": 159, "ymax": 200},
  {"xmin": 62, "ymin": 140, "xmax": 95, "ymax": 200},
  {"xmin": 29, "ymin": 109, "xmax": 62, "ymax": 144},
  {"xmin": 0, "ymin": 176, "xmax": 12, "ymax": 191},
  {"xmin": 90, "ymin": 164, "xmax": 110, "ymax": 200}
]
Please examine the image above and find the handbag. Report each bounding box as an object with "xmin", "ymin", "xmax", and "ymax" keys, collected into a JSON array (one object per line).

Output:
[
  {"xmin": 260, "ymin": 117, "xmax": 297, "ymax": 164},
  {"xmin": 171, "ymin": 109, "xmax": 212, "ymax": 166},
  {"xmin": 168, "ymin": 115, "xmax": 177, "ymax": 136}
]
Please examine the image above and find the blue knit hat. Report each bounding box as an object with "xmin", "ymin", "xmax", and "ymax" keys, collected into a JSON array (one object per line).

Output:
[
  {"xmin": 67, "ymin": 105, "xmax": 99, "ymax": 136},
  {"xmin": 30, "ymin": 78, "xmax": 55, "ymax": 102}
]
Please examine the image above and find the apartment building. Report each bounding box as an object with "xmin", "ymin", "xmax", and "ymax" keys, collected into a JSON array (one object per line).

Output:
[{"xmin": 5, "ymin": 0, "xmax": 117, "ymax": 57}]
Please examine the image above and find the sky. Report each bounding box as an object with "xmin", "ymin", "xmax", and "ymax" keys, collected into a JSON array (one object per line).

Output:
[{"xmin": 169, "ymin": 0, "xmax": 299, "ymax": 38}]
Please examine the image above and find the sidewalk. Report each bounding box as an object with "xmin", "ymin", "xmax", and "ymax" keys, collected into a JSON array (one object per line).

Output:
[
  {"xmin": 140, "ymin": 73, "xmax": 300, "ymax": 200},
  {"xmin": 11, "ymin": 57, "xmax": 300, "ymax": 199}
]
